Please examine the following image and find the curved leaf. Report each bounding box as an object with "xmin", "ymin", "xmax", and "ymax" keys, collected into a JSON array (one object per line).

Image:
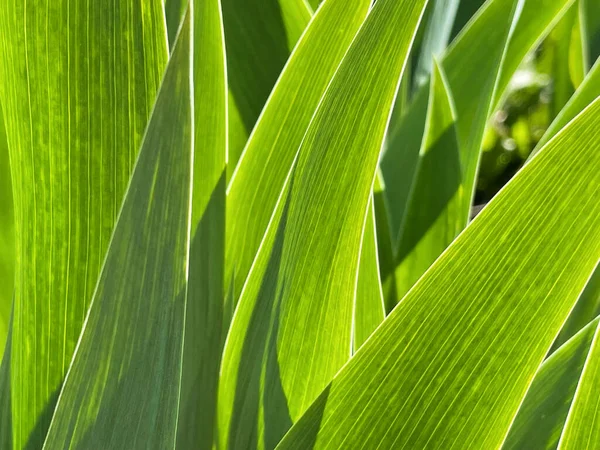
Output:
[
  {"xmin": 225, "ymin": 0, "xmax": 371, "ymax": 305},
  {"xmin": 219, "ymin": 0, "xmax": 428, "ymax": 445},
  {"xmin": 503, "ymin": 317, "xmax": 599, "ymax": 450},
  {"xmin": 557, "ymin": 319, "xmax": 600, "ymax": 449},
  {"xmin": 535, "ymin": 56, "xmax": 600, "ymax": 152},
  {"xmin": 279, "ymin": 95, "xmax": 600, "ymax": 450},
  {"xmin": 223, "ymin": 0, "xmax": 311, "ymax": 173}
]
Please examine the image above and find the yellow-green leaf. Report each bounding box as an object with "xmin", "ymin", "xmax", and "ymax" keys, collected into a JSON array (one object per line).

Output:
[
  {"xmin": 0, "ymin": 105, "xmax": 12, "ymax": 352},
  {"xmin": 503, "ymin": 317, "xmax": 599, "ymax": 450},
  {"xmin": 394, "ymin": 60, "xmax": 462, "ymax": 301},
  {"xmin": 225, "ymin": 0, "xmax": 371, "ymax": 306},
  {"xmin": 353, "ymin": 198, "xmax": 385, "ymax": 352},
  {"xmin": 557, "ymin": 320, "xmax": 600, "ymax": 449},
  {"xmin": 279, "ymin": 95, "xmax": 600, "ymax": 450},
  {"xmin": 0, "ymin": 2, "xmax": 167, "ymax": 446},
  {"xmin": 219, "ymin": 0, "xmax": 428, "ymax": 445}
]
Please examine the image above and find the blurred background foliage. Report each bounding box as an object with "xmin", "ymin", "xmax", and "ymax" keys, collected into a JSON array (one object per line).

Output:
[{"xmin": 473, "ymin": 0, "xmax": 600, "ymax": 202}]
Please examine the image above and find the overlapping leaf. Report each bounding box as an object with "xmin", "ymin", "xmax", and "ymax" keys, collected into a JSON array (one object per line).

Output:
[
  {"xmin": 41, "ymin": 0, "xmax": 227, "ymax": 446},
  {"xmin": 0, "ymin": 105, "xmax": 12, "ymax": 351},
  {"xmin": 279, "ymin": 96, "xmax": 600, "ymax": 449},
  {"xmin": 382, "ymin": 0, "xmax": 526, "ymax": 246},
  {"xmin": 223, "ymin": 0, "xmax": 311, "ymax": 172},
  {"xmin": 0, "ymin": 2, "xmax": 167, "ymax": 446},
  {"xmin": 394, "ymin": 61, "xmax": 462, "ymax": 301},
  {"xmin": 225, "ymin": 0, "xmax": 372, "ymax": 307},
  {"xmin": 535, "ymin": 56, "xmax": 600, "ymax": 152},
  {"xmin": 413, "ymin": 0, "xmax": 460, "ymax": 87},
  {"xmin": 353, "ymin": 199, "xmax": 385, "ymax": 352},
  {"xmin": 41, "ymin": 13, "xmax": 193, "ymax": 446},
  {"xmin": 219, "ymin": 0, "xmax": 428, "ymax": 446},
  {"xmin": 556, "ymin": 319, "xmax": 600, "ymax": 449},
  {"xmin": 503, "ymin": 318, "xmax": 599, "ymax": 449}
]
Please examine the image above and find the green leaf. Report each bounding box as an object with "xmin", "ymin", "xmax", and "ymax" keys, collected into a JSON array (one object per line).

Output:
[
  {"xmin": 223, "ymin": 0, "xmax": 311, "ymax": 175},
  {"xmin": 503, "ymin": 317, "xmax": 599, "ymax": 450},
  {"xmin": 372, "ymin": 172, "xmax": 398, "ymax": 312},
  {"xmin": 42, "ymin": 10, "xmax": 193, "ymax": 447},
  {"xmin": 225, "ymin": 0, "xmax": 371, "ymax": 306},
  {"xmin": 0, "ymin": 104, "xmax": 13, "ymax": 352},
  {"xmin": 176, "ymin": 0, "xmax": 227, "ymax": 447},
  {"xmin": 494, "ymin": 0, "xmax": 577, "ymax": 106},
  {"xmin": 0, "ymin": 312, "xmax": 12, "ymax": 450},
  {"xmin": 394, "ymin": 60, "xmax": 462, "ymax": 301},
  {"xmin": 535, "ymin": 56, "xmax": 600, "ymax": 152},
  {"xmin": 382, "ymin": 0, "xmax": 526, "ymax": 249},
  {"xmin": 547, "ymin": 4, "xmax": 580, "ymax": 117},
  {"xmin": 165, "ymin": 0, "xmax": 188, "ymax": 50},
  {"xmin": 219, "ymin": 0, "xmax": 428, "ymax": 445},
  {"xmin": 278, "ymin": 96, "xmax": 600, "ymax": 450},
  {"xmin": 413, "ymin": 0, "xmax": 460, "ymax": 87},
  {"xmin": 582, "ymin": 0, "xmax": 600, "ymax": 64},
  {"xmin": 555, "ymin": 268, "xmax": 600, "ymax": 351},
  {"xmin": 42, "ymin": 0, "xmax": 227, "ymax": 446},
  {"xmin": 353, "ymin": 198, "xmax": 385, "ymax": 352},
  {"xmin": 0, "ymin": 1, "xmax": 167, "ymax": 447},
  {"xmin": 382, "ymin": 0, "xmax": 577, "ymax": 306},
  {"xmin": 449, "ymin": 0, "xmax": 486, "ymax": 40},
  {"xmin": 556, "ymin": 320, "xmax": 600, "ymax": 449}
]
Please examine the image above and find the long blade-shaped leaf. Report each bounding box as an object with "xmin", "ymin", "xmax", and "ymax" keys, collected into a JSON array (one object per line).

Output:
[
  {"xmin": 176, "ymin": 0, "xmax": 227, "ymax": 447},
  {"xmin": 535, "ymin": 56, "xmax": 600, "ymax": 153},
  {"xmin": 0, "ymin": 104, "xmax": 12, "ymax": 351},
  {"xmin": 394, "ymin": 60, "xmax": 461, "ymax": 301},
  {"xmin": 0, "ymin": 311, "xmax": 12, "ymax": 450},
  {"xmin": 42, "ymin": 11, "xmax": 193, "ymax": 447},
  {"xmin": 0, "ymin": 2, "xmax": 167, "ymax": 446},
  {"xmin": 223, "ymin": 0, "xmax": 311, "ymax": 173},
  {"xmin": 372, "ymin": 172, "xmax": 397, "ymax": 312},
  {"xmin": 413, "ymin": 0, "xmax": 460, "ymax": 87},
  {"xmin": 382, "ymin": 0, "xmax": 524, "ymax": 246},
  {"xmin": 503, "ymin": 317, "xmax": 599, "ymax": 449},
  {"xmin": 557, "ymin": 320, "xmax": 600, "ymax": 449},
  {"xmin": 219, "ymin": 0, "xmax": 428, "ymax": 445},
  {"xmin": 582, "ymin": 0, "xmax": 600, "ymax": 63},
  {"xmin": 225, "ymin": 0, "xmax": 371, "ymax": 306},
  {"xmin": 353, "ymin": 199, "xmax": 385, "ymax": 352},
  {"xmin": 383, "ymin": 0, "xmax": 575, "ymax": 248},
  {"xmin": 555, "ymin": 268, "xmax": 600, "ymax": 351},
  {"xmin": 278, "ymin": 96, "xmax": 600, "ymax": 450}
]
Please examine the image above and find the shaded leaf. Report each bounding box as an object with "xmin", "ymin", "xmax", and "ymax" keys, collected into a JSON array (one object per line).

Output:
[
  {"xmin": 353, "ymin": 198, "xmax": 385, "ymax": 352},
  {"xmin": 557, "ymin": 320, "xmax": 600, "ymax": 449},
  {"xmin": 225, "ymin": 0, "xmax": 371, "ymax": 306},
  {"xmin": 394, "ymin": 60, "xmax": 462, "ymax": 301},
  {"xmin": 223, "ymin": 0, "xmax": 311, "ymax": 174},
  {"xmin": 413, "ymin": 0, "xmax": 460, "ymax": 87},
  {"xmin": 219, "ymin": 0, "xmax": 428, "ymax": 445},
  {"xmin": 42, "ymin": 11, "xmax": 193, "ymax": 447},
  {"xmin": 503, "ymin": 317, "xmax": 599, "ymax": 450},
  {"xmin": 0, "ymin": 311, "xmax": 12, "ymax": 450}
]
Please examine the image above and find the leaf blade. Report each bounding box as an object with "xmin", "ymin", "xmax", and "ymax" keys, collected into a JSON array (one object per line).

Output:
[{"xmin": 278, "ymin": 95, "xmax": 600, "ymax": 450}]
